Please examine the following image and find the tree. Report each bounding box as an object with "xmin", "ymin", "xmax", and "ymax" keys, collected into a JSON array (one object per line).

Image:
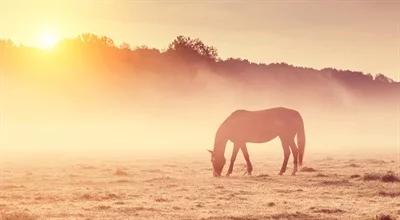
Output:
[
  {"xmin": 0, "ymin": 39, "xmax": 14, "ymax": 48},
  {"xmin": 167, "ymin": 35, "xmax": 218, "ymax": 62},
  {"xmin": 78, "ymin": 33, "xmax": 115, "ymax": 47},
  {"xmin": 120, "ymin": 42, "xmax": 131, "ymax": 50},
  {"xmin": 375, "ymin": 74, "xmax": 394, "ymax": 83}
]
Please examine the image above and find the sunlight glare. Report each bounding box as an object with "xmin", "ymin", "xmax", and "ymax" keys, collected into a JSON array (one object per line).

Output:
[{"xmin": 38, "ymin": 31, "xmax": 59, "ymax": 49}]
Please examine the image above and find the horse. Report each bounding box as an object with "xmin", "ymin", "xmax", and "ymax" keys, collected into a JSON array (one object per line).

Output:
[{"xmin": 208, "ymin": 107, "xmax": 305, "ymax": 177}]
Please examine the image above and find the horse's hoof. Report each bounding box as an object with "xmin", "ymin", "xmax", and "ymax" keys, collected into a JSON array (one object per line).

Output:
[
  {"xmin": 226, "ymin": 173, "xmax": 231, "ymax": 177},
  {"xmin": 278, "ymin": 172, "xmax": 283, "ymax": 175},
  {"xmin": 291, "ymin": 172, "xmax": 296, "ymax": 176}
]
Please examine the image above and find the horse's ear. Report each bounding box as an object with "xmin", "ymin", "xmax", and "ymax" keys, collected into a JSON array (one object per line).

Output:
[{"xmin": 207, "ymin": 149, "xmax": 213, "ymax": 154}]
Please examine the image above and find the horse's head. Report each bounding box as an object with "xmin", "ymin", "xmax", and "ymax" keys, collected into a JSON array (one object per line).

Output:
[{"xmin": 208, "ymin": 150, "xmax": 225, "ymax": 177}]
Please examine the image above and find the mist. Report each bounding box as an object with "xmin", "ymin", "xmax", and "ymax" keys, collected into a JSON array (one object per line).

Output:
[{"xmin": 0, "ymin": 35, "xmax": 399, "ymax": 162}]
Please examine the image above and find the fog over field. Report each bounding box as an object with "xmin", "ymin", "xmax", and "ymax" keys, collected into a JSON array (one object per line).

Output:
[{"xmin": 1, "ymin": 35, "xmax": 399, "ymax": 159}]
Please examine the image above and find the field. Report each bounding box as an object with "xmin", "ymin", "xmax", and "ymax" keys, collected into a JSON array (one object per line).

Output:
[{"xmin": 1, "ymin": 153, "xmax": 399, "ymax": 220}]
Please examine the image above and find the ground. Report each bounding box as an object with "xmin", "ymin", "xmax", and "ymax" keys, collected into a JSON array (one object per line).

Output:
[{"xmin": 0, "ymin": 153, "xmax": 399, "ymax": 220}]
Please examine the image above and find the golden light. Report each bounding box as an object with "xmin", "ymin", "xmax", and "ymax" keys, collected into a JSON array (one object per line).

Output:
[{"xmin": 37, "ymin": 31, "xmax": 59, "ymax": 49}]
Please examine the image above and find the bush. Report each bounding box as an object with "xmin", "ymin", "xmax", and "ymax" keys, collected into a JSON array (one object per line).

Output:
[
  {"xmin": 363, "ymin": 171, "xmax": 400, "ymax": 182},
  {"xmin": 381, "ymin": 171, "xmax": 400, "ymax": 182},
  {"xmin": 376, "ymin": 214, "xmax": 396, "ymax": 220}
]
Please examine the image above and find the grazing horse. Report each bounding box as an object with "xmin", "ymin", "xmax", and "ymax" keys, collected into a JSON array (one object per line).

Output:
[{"xmin": 208, "ymin": 107, "xmax": 305, "ymax": 177}]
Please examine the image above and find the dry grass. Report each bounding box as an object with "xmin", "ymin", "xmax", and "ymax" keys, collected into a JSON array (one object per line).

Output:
[
  {"xmin": 0, "ymin": 155, "xmax": 398, "ymax": 219},
  {"xmin": 348, "ymin": 163, "xmax": 359, "ymax": 167},
  {"xmin": 363, "ymin": 173, "xmax": 382, "ymax": 181},
  {"xmin": 320, "ymin": 179, "xmax": 350, "ymax": 186},
  {"xmin": 114, "ymin": 168, "xmax": 128, "ymax": 176},
  {"xmin": 378, "ymin": 190, "xmax": 400, "ymax": 197},
  {"xmin": 350, "ymin": 174, "xmax": 361, "ymax": 179},
  {"xmin": 203, "ymin": 212, "xmax": 313, "ymax": 220},
  {"xmin": 310, "ymin": 207, "xmax": 345, "ymax": 214},
  {"xmin": 0, "ymin": 211, "xmax": 37, "ymax": 220},
  {"xmin": 300, "ymin": 167, "xmax": 316, "ymax": 172}
]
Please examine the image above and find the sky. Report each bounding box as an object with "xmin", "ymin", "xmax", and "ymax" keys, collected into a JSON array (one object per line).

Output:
[{"xmin": 0, "ymin": 0, "xmax": 399, "ymax": 80}]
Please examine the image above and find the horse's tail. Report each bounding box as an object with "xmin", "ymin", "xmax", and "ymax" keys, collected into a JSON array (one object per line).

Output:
[{"xmin": 296, "ymin": 113, "xmax": 306, "ymax": 166}]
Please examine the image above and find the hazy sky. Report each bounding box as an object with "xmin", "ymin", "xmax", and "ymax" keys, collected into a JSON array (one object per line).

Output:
[{"xmin": 0, "ymin": 0, "xmax": 399, "ymax": 79}]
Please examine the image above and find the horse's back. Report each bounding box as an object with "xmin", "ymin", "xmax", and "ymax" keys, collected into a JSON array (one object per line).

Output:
[
  {"xmin": 222, "ymin": 107, "xmax": 302, "ymax": 143},
  {"xmin": 229, "ymin": 107, "xmax": 300, "ymax": 120}
]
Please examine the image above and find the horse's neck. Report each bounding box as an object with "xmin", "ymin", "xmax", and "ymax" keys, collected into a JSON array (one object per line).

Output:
[{"xmin": 213, "ymin": 135, "xmax": 227, "ymax": 158}]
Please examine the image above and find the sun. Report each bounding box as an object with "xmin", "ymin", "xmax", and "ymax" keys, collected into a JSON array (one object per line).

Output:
[{"xmin": 38, "ymin": 31, "xmax": 59, "ymax": 49}]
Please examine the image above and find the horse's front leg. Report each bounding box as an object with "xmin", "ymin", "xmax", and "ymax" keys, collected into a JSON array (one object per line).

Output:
[
  {"xmin": 241, "ymin": 144, "xmax": 253, "ymax": 175},
  {"xmin": 226, "ymin": 144, "xmax": 240, "ymax": 176}
]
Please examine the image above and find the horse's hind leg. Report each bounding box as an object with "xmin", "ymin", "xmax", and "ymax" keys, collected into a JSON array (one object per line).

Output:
[
  {"xmin": 289, "ymin": 138, "xmax": 298, "ymax": 175},
  {"xmin": 240, "ymin": 144, "xmax": 253, "ymax": 175},
  {"xmin": 279, "ymin": 137, "xmax": 290, "ymax": 175},
  {"xmin": 226, "ymin": 143, "xmax": 240, "ymax": 176}
]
